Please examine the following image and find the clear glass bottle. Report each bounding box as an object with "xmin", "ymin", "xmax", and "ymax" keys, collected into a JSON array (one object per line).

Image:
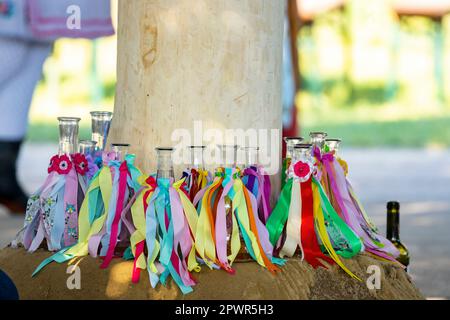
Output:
[
  {"xmin": 292, "ymin": 143, "xmax": 313, "ymax": 163},
  {"xmin": 156, "ymin": 147, "xmax": 175, "ymax": 180},
  {"xmin": 58, "ymin": 117, "xmax": 81, "ymax": 155},
  {"xmin": 236, "ymin": 146, "xmax": 246, "ymax": 169},
  {"xmin": 244, "ymin": 146, "xmax": 259, "ymax": 168},
  {"xmin": 284, "ymin": 137, "xmax": 304, "ymax": 159},
  {"xmin": 325, "ymin": 138, "xmax": 342, "ymax": 154},
  {"xmin": 218, "ymin": 144, "xmax": 238, "ymax": 168},
  {"xmin": 111, "ymin": 143, "xmax": 130, "ymax": 162},
  {"xmin": 309, "ymin": 132, "xmax": 328, "ymax": 149},
  {"xmin": 79, "ymin": 140, "xmax": 97, "ymax": 156},
  {"xmin": 90, "ymin": 111, "xmax": 113, "ymax": 151},
  {"xmin": 188, "ymin": 145, "xmax": 206, "ymax": 170}
]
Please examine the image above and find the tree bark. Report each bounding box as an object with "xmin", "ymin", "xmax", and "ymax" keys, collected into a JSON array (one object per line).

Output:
[{"xmin": 110, "ymin": 0, "xmax": 285, "ymax": 197}]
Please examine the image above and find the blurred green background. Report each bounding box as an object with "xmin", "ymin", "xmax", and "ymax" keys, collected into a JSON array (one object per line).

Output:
[{"xmin": 28, "ymin": 0, "xmax": 450, "ymax": 148}]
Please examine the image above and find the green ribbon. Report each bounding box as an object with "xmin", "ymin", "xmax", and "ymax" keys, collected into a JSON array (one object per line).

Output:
[
  {"xmin": 312, "ymin": 177, "xmax": 362, "ymax": 258},
  {"xmin": 281, "ymin": 158, "xmax": 289, "ymax": 189},
  {"xmin": 266, "ymin": 178, "xmax": 293, "ymax": 246}
]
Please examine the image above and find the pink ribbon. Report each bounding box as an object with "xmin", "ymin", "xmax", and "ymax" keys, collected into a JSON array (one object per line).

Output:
[
  {"xmin": 100, "ymin": 161, "xmax": 129, "ymax": 269},
  {"xmin": 63, "ymin": 167, "xmax": 79, "ymax": 246}
]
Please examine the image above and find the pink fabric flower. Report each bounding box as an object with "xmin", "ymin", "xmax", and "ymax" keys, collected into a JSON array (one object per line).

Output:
[
  {"xmin": 294, "ymin": 161, "xmax": 311, "ymax": 179},
  {"xmin": 57, "ymin": 155, "xmax": 72, "ymax": 175},
  {"xmin": 72, "ymin": 153, "xmax": 88, "ymax": 176}
]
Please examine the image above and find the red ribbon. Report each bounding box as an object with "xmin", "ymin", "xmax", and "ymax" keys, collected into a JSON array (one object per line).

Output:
[
  {"xmin": 300, "ymin": 178, "xmax": 334, "ymax": 268},
  {"xmin": 188, "ymin": 169, "xmax": 199, "ymax": 201}
]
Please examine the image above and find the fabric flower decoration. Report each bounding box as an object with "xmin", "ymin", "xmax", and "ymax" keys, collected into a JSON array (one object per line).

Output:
[
  {"xmin": 293, "ymin": 161, "xmax": 311, "ymax": 179},
  {"xmin": 48, "ymin": 155, "xmax": 60, "ymax": 173},
  {"xmin": 72, "ymin": 153, "xmax": 88, "ymax": 176},
  {"xmin": 57, "ymin": 155, "xmax": 72, "ymax": 175}
]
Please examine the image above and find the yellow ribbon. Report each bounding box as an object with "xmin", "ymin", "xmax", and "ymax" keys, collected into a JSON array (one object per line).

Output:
[
  {"xmin": 195, "ymin": 176, "xmax": 224, "ymax": 268},
  {"xmin": 231, "ymin": 180, "xmax": 265, "ymax": 267},
  {"xmin": 129, "ymin": 175, "xmax": 156, "ymax": 272},
  {"xmin": 66, "ymin": 166, "xmax": 112, "ymax": 257}
]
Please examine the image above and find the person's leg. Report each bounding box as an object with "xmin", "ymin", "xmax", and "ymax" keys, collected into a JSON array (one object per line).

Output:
[{"xmin": 0, "ymin": 39, "xmax": 53, "ymax": 214}]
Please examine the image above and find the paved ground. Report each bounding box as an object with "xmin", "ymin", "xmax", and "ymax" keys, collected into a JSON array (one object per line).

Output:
[{"xmin": 1, "ymin": 143, "xmax": 449, "ymax": 298}]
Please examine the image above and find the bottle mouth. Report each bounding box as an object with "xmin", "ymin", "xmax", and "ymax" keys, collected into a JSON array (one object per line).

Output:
[
  {"xmin": 325, "ymin": 138, "xmax": 342, "ymax": 143},
  {"xmin": 294, "ymin": 143, "xmax": 313, "ymax": 149},
  {"xmin": 310, "ymin": 131, "xmax": 327, "ymax": 135},
  {"xmin": 112, "ymin": 143, "xmax": 131, "ymax": 147},
  {"xmin": 90, "ymin": 111, "xmax": 113, "ymax": 116},
  {"xmin": 387, "ymin": 201, "xmax": 400, "ymax": 211},
  {"xmin": 284, "ymin": 136, "xmax": 304, "ymax": 141},
  {"xmin": 218, "ymin": 144, "xmax": 239, "ymax": 149},
  {"xmin": 57, "ymin": 117, "xmax": 81, "ymax": 122},
  {"xmin": 188, "ymin": 145, "xmax": 206, "ymax": 149},
  {"xmin": 155, "ymin": 147, "xmax": 174, "ymax": 151}
]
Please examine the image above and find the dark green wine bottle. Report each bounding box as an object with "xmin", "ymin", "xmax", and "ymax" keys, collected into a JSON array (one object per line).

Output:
[{"xmin": 386, "ymin": 201, "xmax": 410, "ymax": 269}]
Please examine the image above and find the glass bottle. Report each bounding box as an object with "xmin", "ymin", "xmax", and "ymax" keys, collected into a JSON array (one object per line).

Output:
[
  {"xmin": 325, "ymin": 138, "xmax": 342, "ymax": 154},
  {"xmin": 155, "ymin": 147, "xmax": 175, "ymax": 180},
  {"xmin": 245, "ymin": 146, "xmax": 259, "ymax": 168},
  {"xmin": 218, "ymin": 144, "xmax": 238, "ymax": 168},
  {"xmin": 292, "ymin": 143, "xmax": 313, "ymax": 163},
  {"xmin": 284, "ymin": 137, "xmax": 304, "ymax": 160},
  {"xmin": 111, "ymin": 143, "xmax": 130, "ymax": 162},
  {"xmin": 90, "ymin": 111, "xmax": 113, "ymax": 151},
  {"xmin": 309, "ymin": 132, "xmax": 328, "ymax": 149},
  {"xmin": 79, "ymin": 140, "xmax": 97, "ymax": 156},
  {"xmin": 386, "ymin": 201, "xmax": 410, "ymax": 269},
  {"xmin": 236, "ymin": 146, "xmax": 247, "ymax": 170},
  {"xmin": 282, "ymin": 137, "xmax": 304, "ymax": 186},
  {"xmin": 188, "ymin": 145, "xmax": 206, "ymax": 170},
  {"xmin": 58, "ymin": 117, "xmax": 81, "ymax": 155}
]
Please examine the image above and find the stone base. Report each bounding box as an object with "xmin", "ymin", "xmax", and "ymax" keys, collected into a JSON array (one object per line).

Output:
[{"xmin": 0, "ymin": 247, "xmax": 423, "ymax": 300}]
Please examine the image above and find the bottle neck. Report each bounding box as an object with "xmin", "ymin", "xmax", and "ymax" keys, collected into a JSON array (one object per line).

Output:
[
  {"xmin": 91, "ymin": 112, "xmax": 113, "ymax": 151},
  {"xmin": 58, "ymin": 118, "xmax": 80, "ymax": 155},
  {"xmin": 156, "ymin": 149, "xmax": 175, "ymax": 180},
  {"xmin": 190, "ymin": 147, "xmax": 205, "ymax": 170},
  {"xmin": 387, "ymin": 209, "xmax": 400, "ymax": 240}
]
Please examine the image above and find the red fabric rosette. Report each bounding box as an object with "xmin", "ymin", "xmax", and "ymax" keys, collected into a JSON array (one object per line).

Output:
[
  {"xmin": 71, "ymin": 153, "xmax": 88, "ymax": 176},
  {"xmin": 294, "ymin": 161, "xmax": 311, "ymax": 179},
  {"xmin": 48, "ymin": 155, "xmax": 60, "ymax": 173},
  {"xmin": 57, "ymin": 155, "xmax": 72, "ymax": 175}
]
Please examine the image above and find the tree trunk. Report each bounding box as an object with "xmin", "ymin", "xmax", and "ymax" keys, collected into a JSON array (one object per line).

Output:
[{"xmin": 109, "ymin": 0, "xmax": 285, "ymax": 197}]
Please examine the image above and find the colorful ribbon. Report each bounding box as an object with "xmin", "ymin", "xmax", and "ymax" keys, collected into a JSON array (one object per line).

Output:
[
  {"xmin": 314, "ymin": 146, "xmax": 399, "ymax": 261},
  {"xmin": 242, "ymin": 165, "xmax": 272, "ymax": 224},
  {"xmin": 195, "ymin": 167, "xmax": 282, "ymax": 274},
  {"xmin": 267, "ymin": 159, "xmax": 362, "ymax": 280},
  {"xmin": 20, "ymin": 154, "xmax": 88, "ymax": 253},
  {"xmin": 32, "ymin": 153, "xmax": 142, "ymax": 276}
]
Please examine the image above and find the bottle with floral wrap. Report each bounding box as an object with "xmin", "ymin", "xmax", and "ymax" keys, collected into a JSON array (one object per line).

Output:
[
  {"xmin": 282, "ymin": 137, "xmax": 304, "ymax": 187},
  {"xmin": 20, "ymin": 117, "xmax": 89, "ymax": 253}
]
